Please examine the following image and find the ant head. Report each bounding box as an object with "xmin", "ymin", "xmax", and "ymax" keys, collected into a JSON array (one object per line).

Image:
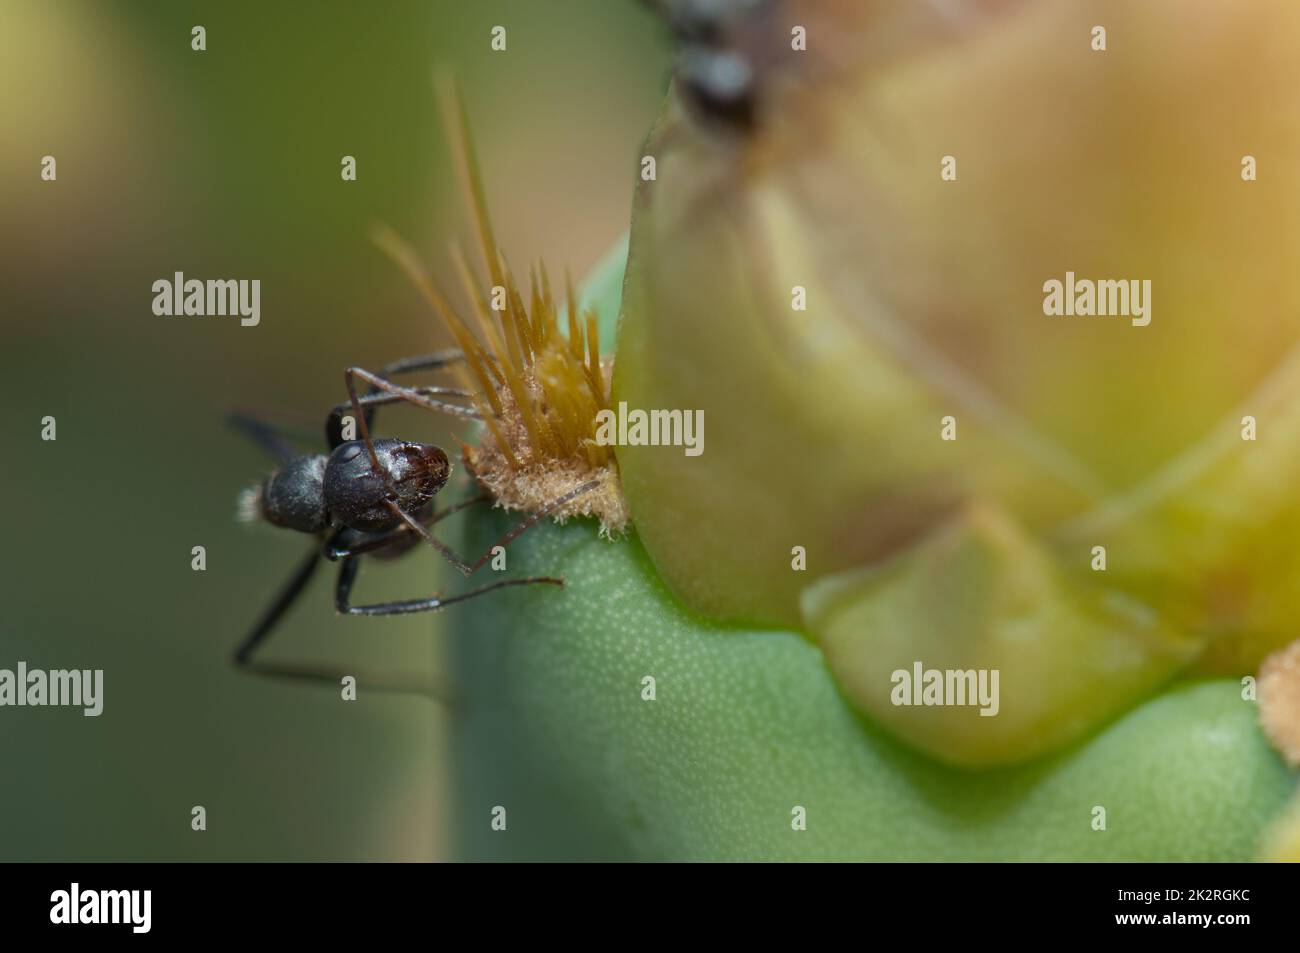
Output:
[
  {"xmin": 677, "ymin": 47, "xmax": 756, "ymax": 132},
  {"xmin": 259, "ymin": 454, "xmax": 330, "ymax": 533},
  {"xmin": 324, "ymin": 438, "xmax": 451, "ymax": 533},
  {"xmin": 646, "ymin": 0, "xmax": 772, "ymax": 133}
]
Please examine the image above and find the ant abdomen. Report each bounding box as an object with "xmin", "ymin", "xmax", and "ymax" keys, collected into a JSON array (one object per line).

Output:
[
  {"xmin": 324, "ymin": 438, "xmax": 450, "ymax": 533},
  {"xmin": 261, "ymin": 455, "xmax": 330, "ymax": 533}
]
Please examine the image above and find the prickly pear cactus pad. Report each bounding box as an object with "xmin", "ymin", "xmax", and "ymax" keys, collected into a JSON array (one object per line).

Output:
[
  {"xmin": 449, "ymin": 511, "xmax": 1295, "ymax": 861},
  {"xmin": 442, "ymin": 0, "xmax": 1300, "ymax": 860}
]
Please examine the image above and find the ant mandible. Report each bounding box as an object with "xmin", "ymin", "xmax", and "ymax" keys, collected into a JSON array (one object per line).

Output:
[{"xmin": 229, "ymin": 349, "xmax": 596, "ymax": 699}]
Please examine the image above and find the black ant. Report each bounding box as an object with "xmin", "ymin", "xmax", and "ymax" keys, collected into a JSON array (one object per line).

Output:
[{"xmin": 229, "ymin": 350, "xmax": 596, "ymax": 698}]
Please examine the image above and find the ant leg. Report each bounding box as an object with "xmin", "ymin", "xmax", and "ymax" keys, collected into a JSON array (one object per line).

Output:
[
  {"xmin": 367, "ymin": 347, "xmax": 471, "ymax": 438},
  {"xmin": 326, "ymin": 493, "xmax": 492, "ymax": 561},
  {"xmin": 373, "ymin": 348, "xmax": 465, "ymax": 380},
  {"xmin": 228, "ymin": 412, "xmax": 301, "ymax": 465},
  {"xmin": 334, "ymin": 552, "xmax": 562, "ymax": 617},
  {"xmin": 233, "ymin": 539, "xmax": 453, "ymax": 700},
  {"xmin": 326, "ymin": 385, "xmax": 478, "ymax": 449},
  {"xmin": 233, "ymin": 546, "xmax": 322, "ymax": 670},
  {"xmin": 384, "ymin": 479, "xmax": 602, "ymax": 578},
  {"xmin": 342, "ymin": 365, "xmax": 482, "ymax": 470}
]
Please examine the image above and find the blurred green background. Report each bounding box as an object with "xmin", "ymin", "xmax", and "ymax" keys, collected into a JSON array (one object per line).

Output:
[{"xmin": 0, "ymin": 0, "xmax": 667, "ymax": 860}]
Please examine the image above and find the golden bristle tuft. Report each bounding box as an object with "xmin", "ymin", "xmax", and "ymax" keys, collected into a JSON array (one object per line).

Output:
[{"xmin": 371, "ymin": 80, "xmax": 627, "ymax": 535}]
